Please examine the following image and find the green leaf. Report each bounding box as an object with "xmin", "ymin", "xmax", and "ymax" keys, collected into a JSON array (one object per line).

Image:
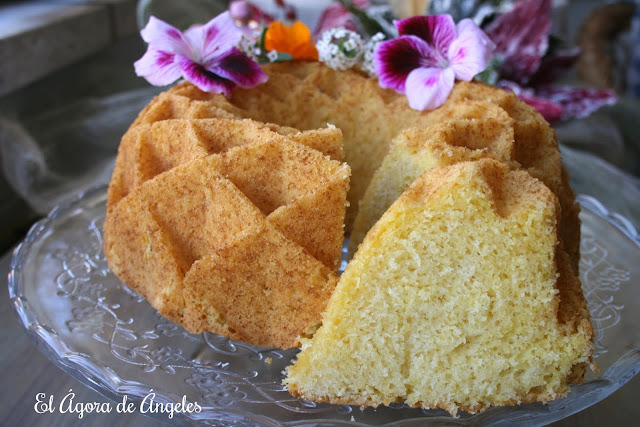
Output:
[
  {"xmin": 337, "ymin": 0, "xmax": 393, "ymax": 39},
  {"xmin": 475, "ymin": 56, "xmax": 503, "ymax": 86},
  {"xmin": 275, "ymin": 52, "xmax": 294, "ymax": 62},
  {"xmin": 259, "ymin": 26, "xmax": 268, "ymax": 51}
]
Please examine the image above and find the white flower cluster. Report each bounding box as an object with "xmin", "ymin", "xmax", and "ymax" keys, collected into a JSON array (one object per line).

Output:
[
  {"xmin": 316, "ymin": 28, "xmax": 363, "ymax": 71},
  {"xmin": 238, "ymin": 33, "xmax": 260, "ymax": 61},
  {"xmin": 361, "ymin": 32, "xmax": 386, "ymax": 77},
  {"xmin": 238, "ymin": 32, "xmax": 279, "ymax": 64},
  {"xmin": 317, "ymin": 28, "xmax": 386, "ymax": 76}
]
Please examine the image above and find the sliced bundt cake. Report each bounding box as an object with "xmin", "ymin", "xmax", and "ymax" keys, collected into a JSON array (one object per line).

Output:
[
  {"xmin": 106, "ymin": 62, "xmax": 587, "ymax": 364},
  {"xmin": 285, "ymin": 159, "xmax": 593, "ymax": 414}
]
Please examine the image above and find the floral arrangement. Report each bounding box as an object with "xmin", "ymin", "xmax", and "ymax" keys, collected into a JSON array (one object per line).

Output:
[
  {"xmin": 134, "ymin": 12, "xmax": 267, "ymax": 96},
  {"xmin": 134, "ymin": 0, "xmax": 616, "ymax": 122},
  {"xmin": 375, "ymin": 15, "xmax": 494, "ymax": 110}
]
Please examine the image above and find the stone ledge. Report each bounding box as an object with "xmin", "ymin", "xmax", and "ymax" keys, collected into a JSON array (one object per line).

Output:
[{"xmin": 0, "ymin": 0, "xmax": 138, "ymax": 96}]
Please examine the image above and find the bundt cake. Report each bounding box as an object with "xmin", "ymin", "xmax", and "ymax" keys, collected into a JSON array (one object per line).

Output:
[
  {"xmin": 105, "ymin": 61, "xmax": 593, "ymax": 410},
  {"xmin": 285, "ymin": 159, "xmax": 594, "ymax": 415}
]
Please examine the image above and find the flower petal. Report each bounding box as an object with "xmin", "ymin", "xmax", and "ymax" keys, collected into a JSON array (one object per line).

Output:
[
  {"xmin": 291, "ymin": 21, "xmax": 312, "ymax": 42},
  {"xmin": 405, "ymin": 67, "xmax": 455, "ymax": 111},
  {"xmin": 375, "ymin": 35, "xmax": 437, "ymax": 93},
  {"xmin": 484, "ymin": 0, "xmax": 551, "ymax": 84},
  {"xmin": 517, "ymin": 93, "xmax": 564, "ymax": 123},
  {"xmin": 535, "ymin": 84, "xmax": 617, "ymax": 121},
  {"xmin": 395, "ymin": 15, "xmax": 456, "ymax": 58},
  {"xmin": 289, "ymin": 42, "xmax": 319, "ymax": 61},
  {"xmin": 448, "ymin": 19, "xmax": 495, "ymax": 81},
  {"xmin": 528, "ymin": 47, "xmax": 581, "ymax": 86},
  {"xmin": 134, "ymin": 47, "xmax": 181, "ymax": 86},
  {"xmin": 265, "ymin": 21, "xmax": 318, "ymax": 61},
  {"xmin": 229, "ymin": 1, "xmax": 251, "ymax": 21},
  {"xmin": 176, "ymin": 55, "xmax": 236, "ymax": 96},
  {"xmin": 208, "ymin": 48, "xmax": 269, "ymax": 88},
  {"xmin": 140, "ymin": 16, "xmax": 190, "ymax": 57},
  {"xmin": 185, "ymin": 11, "xmax": 242, "ymax": 64},
  {"xmin": 314, "ymin": 3, "xmax": 358, "ymax": 35}
]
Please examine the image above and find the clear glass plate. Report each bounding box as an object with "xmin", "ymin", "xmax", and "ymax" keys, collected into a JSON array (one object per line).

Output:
[{"xmin": 8, "ymin": 185, "xmax": 640, "ymax": 426}]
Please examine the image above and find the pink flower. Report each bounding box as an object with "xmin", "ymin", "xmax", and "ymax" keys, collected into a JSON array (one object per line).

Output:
[
  {"xmin": 134, "ymin": 12, "xmax": 268, "ymax": 96},
  {"xmin": 374, "ymin": 15, "xmax": 494, "ymax": 110},
  {"xmin": 484, "ymin": 0, "xmax": 551, "ymax": 85},
  {"xmin": 482, "ymin": 0, "xmax": 617, "ymax": 123},
  {"xmin": 314, "ymin": 0, "xmax": 370, "ymax": 35}
]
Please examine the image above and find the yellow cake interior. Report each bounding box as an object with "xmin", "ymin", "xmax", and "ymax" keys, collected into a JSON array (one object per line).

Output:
[{"xmin": 285, "ymin": 159, "xmax": 593, "ymax": 414}]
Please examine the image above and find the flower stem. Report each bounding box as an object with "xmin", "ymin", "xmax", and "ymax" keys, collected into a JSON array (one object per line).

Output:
[{"xmin": 337, "ymin": 0, "xmax": 394, "ymax": 39}]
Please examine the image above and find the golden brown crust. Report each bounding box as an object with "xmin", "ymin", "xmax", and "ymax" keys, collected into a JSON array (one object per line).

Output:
[
  {"xmin": 105, "ymin": 135, "xmax": 349, "ymax": 348},
  {"xmin": 182, "ymin": 225, "xmax": 339, "ymax": 348},
  {"xmin": 220, "ymin": 140, "xmax": 350, "ymax": 270}
]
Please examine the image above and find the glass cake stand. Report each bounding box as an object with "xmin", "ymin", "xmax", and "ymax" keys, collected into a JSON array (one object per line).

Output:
[{"xmin": 8, "ymin": 185, "xmax": 640, "ymax": 426}]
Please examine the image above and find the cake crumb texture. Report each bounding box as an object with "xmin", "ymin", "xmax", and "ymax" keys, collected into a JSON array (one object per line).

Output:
[{"xmin": 285, "ymin": 159, "xmax": 593, "ymax": 415}]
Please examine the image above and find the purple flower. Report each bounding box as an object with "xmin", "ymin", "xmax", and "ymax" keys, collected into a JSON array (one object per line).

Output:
[
  {"xmin": 482, "ymin": 0, "xmax": 617, "ymax": 123},
  {"xmin": 484, "ymin": 0, "xmax": 551, "ymax": 85},
  {"xmin": 134, "ymin": 12, "xmax": 268, "ymax": 96},
  {"xmin": 374, "ymin": 15, "xmax": 494, "ymax": 111}
]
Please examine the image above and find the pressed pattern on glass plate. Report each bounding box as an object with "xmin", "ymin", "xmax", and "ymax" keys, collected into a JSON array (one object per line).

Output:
[{"xmin": 8, "ymin": 187, "xmax": 640, "ymax": 426}]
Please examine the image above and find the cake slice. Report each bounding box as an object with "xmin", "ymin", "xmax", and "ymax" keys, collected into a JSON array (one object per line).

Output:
[
  {"xmin": 285, "ymin": 159, "xmax": 594, "ymax": 414},
  {"xmin": 104, "ymin": 139, "xmax": 349, "ymax": 347},
  {"xmin": 350, "ymin": 117, "xmax": 518, "ymax": 254},
  {"xmin": 447, "ymin": 82, "xmax": 581, "ymax": 273}
]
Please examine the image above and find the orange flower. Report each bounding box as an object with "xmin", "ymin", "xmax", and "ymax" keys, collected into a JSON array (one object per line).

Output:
[{"xmin": 265, "ymin": 21, "xmax": 318, "ymax": 61}]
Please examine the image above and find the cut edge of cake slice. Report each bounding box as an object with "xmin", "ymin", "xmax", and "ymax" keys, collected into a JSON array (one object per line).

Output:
[{"xmin": 285, "ymin": 159, "xmax": 594, "ymax": 415}]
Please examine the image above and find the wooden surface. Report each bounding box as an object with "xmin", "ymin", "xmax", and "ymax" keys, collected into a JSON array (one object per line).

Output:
[{"xmin": 2, "ymin": 248, "xmax": 638, "ymax": 426}]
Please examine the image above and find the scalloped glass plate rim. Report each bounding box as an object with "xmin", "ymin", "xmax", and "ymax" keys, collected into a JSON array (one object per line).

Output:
[{"xmin": 8, "ymin": 184, "xmax": 640, "ymax": 426}]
